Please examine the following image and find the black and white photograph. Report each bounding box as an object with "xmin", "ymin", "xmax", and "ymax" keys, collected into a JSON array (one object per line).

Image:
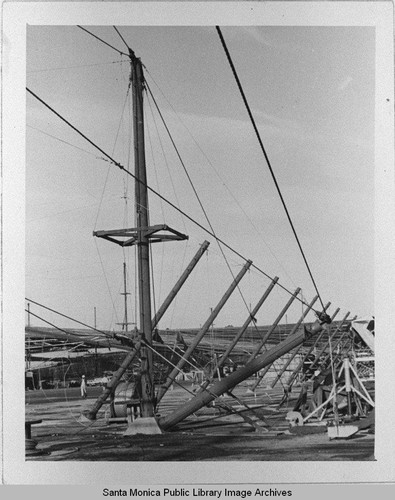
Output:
[{"xmin": 1, "ymin": 0, "xmax": 395, "ymax": 491}]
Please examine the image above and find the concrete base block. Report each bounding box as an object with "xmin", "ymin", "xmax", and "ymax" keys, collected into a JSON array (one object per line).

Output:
[
  {"xmin": 327, "ymin": 425, "xmax": 359, "ymax": 440},
  {"xmin": 123, "ymin": 417, "xmax": 162, "ymax": 436}
]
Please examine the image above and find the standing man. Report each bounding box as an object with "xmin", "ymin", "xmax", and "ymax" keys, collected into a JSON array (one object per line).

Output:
[{"xmin": 80, "ymin": 375, "xmax": 87, "ymax": 399}]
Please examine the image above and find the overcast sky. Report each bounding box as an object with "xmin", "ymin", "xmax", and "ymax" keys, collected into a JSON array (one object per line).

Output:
[{"xmin": 26, "ymin": 25, "xmax": 375, "ymax": 331}]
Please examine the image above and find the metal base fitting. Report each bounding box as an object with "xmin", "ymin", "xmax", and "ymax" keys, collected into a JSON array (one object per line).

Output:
[{"xmin": 79, "ymin": 412, "xmax": 94, "ymax": 423}]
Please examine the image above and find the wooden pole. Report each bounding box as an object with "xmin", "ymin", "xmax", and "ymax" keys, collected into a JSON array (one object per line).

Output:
[
  {"xmin": 86, "ymin": 342, "xmax": 141, "ymax": 420},
  {"xmin": 250, "ymin": 293, "xmax": 316, "ymax": 391},
  {"xmin": 152, "ymin": 241, "xmax": 210, "ymax": 329},
  {"xmin": 197, "ymin": 276, "xmax": 279, "ymax": 394},
  {"xmin": 344, "ymin": 357, "xmax": 353, "ymax": 415},
  {"xmin": 247, "ymin": 288, "xmax": 301, "ymax": 363},
  {"xmin": 159, "ymin": 328, "xmax": 308, "ymax": 430},
  {"xmin": 25, "ymin": 326, "xmax": 129, "ymax": 351},
  {"xmin": 130, "ymin": 49, "xmax": 155, "ymax": 417},
  {"xmin": 88, "ymin": 50, "xmax": 187, "ymax": 426},
  {"xmin": 121, "ymin": 262, "xmax": 129, "ymax": 332}
]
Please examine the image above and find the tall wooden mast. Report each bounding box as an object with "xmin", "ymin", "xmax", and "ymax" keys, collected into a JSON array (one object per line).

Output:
[
  {"xmin": 130, "ymin": 48, "xmax": 154, "ymax": 417},
  {"xmin": 92, "ymin": 48, "xmax": 188, "ymax": 422}
]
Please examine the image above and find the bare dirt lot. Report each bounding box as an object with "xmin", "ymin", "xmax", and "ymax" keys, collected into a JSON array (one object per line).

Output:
[{"xmin": 25, "ymin": 384, "xmax": 374, "ymax": 461}]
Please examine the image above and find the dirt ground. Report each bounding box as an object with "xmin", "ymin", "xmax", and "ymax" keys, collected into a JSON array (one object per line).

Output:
[{"xmin": 25, "ymin": 383, "xmax": 375, "ymax": 461}]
